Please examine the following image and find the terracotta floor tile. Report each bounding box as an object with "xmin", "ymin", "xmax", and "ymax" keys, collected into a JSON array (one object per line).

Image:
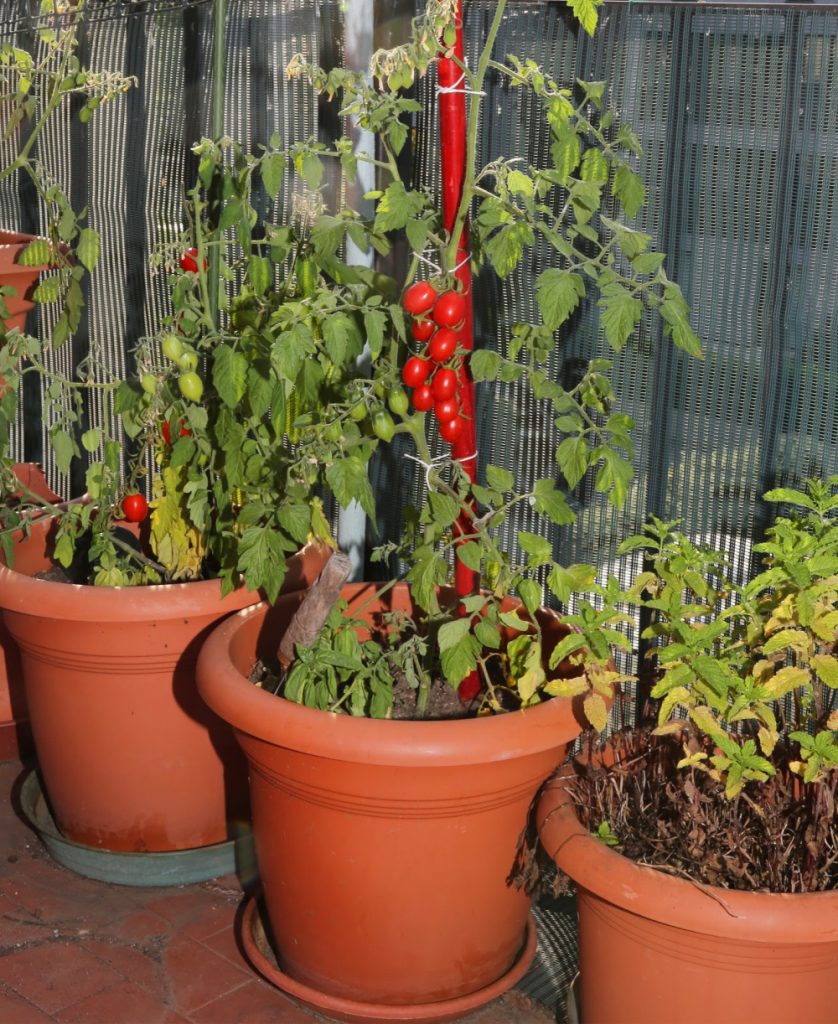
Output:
[
  {"xmin": 96, "ymin": 908, "xmax": 171, "ymax": 946},
  {"xmin": 142, "ymin": 888, "xmax": 231, "ymax": 932},
  {"xmin": 187, "ymin": 979, "xmax": 317, "ymax": 1024},
  {"xmin": 198, "ymin": 921, "xmax": 248, "ymax": 970},
  {"xmin": 0, "ymin": 983, "xmax": 55, "ymax": 1023},
  {"xmin": 55, "ymin": 980, "xmax": 190, "ymax": 1024},
  {"xmin": 0, "ymin": 893, "xmax": 62, "ymax": 950},
  {"xmin": 81, "ymin": 938, "xmax": 167, "ymax": 1000},
  {"xmin": 162, "ymin": 934, "xmax": 251, "ymax": 1013},
  {"xmin": 0, "ymin": 941, "xmax": 124, "ymax": 1015}
]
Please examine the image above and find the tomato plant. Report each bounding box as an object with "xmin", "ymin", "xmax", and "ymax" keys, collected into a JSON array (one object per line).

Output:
[
  {"xmin": 402, "ymin": 356, "xmax": 431, "ymax": 389},
  {"xmin": 140, "ymin": 373, "xmax": 157, "ymax": 395},
  {"xmin": 431, "ymin": 368, "xmax": 458, "ymax": 400},
  {"xmin": 178, "ymin": 372, "xmax": 203, "ymax": 402},
  {"xmin": 428, "ymin": 328, "xmax": 458, "ymax": 363},
  {"xmin": 411, "ymin": 384, "xmax": 434, "ymax": 411},
  {"xmin": 121, "ymin": 492, "xmax": 148, "ymax": 523},
  {"xmin": 438, "ymin": 415, "xmax": 465, "ymax": 443},
  {"xmin": 432, "ymin": 290, "xmax": 467, "ymax": 329}
]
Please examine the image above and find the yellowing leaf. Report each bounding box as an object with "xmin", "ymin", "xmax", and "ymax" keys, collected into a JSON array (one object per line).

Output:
[
  {"xmin": 758, "ymin": 727, "xmax": 779, "ymax": 757},
  {"xmin": 583, "ymin": 692, "xmax": 608, "ymax": 733},
  {"xmin": 763, "ymin": 665, "xmax": 810, "ymax": 700}
]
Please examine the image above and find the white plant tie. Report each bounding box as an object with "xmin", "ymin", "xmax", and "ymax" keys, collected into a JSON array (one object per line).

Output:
[
  {"xmin": 405, "ymin": 450, "xmax": 478, "ymax": 490},
  {"xmin": 436, "ymin": 73, "xmax": 486, "ymax": 97}
]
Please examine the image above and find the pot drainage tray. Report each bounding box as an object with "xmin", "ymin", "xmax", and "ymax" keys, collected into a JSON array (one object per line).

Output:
[{"xmin": 19, "ymin": 770, "xmax": 247, "ymax": 887}]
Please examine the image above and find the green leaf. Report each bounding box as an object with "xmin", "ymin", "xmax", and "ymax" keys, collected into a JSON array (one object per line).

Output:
[
  {"xmin": 612, "ymin": 163, "xmax": 646, "ymax": 218},
  {"xmin": 50, "ymin": 428, "xmax": 75, "ymax": 473},
  {"xmin": 32, "ymin": 275, "xmax": 61, "ymax": 303},
  {"xmin": 440, "ymin": 628, "xmax": 481, "ymax": 686},
  {"xmin": 76, "ymin": 228, "xmax": 100, "ymax": 272},
  {"xmin": 18, "ymin": 238, "xmax": 49, "ymax": 266},
  {"xmin": 532, "ymin": 478, "xmax": 575, "ymax": 525},
  {"xmin": 518, "ymin": 577, "xmax": 542, "ymax": 615},
  {"xmin": 518, "ymin": 530, "xmax": 553, "ymax": 566},
  {"xmin": 438, "ymin": 617, "xmax": 472, "ymax": 652},
  {"xmin": 212, "ymin": 344, "xmax": 248, "ymax": 407},
  {"xmin": 486, "ymin": 464, "xmax": 514, "ymax": 492},
  {"xmin": 507, "ymin": 169, "xmax": 534, "ymax": 197},
  {"xmin": 277, "ymin": 503, "xmax": 311, "ymax": 544},
  {"xmin": 297, "ymin": 152, "xmax": 323, "ymax": 190},
  {"xmin": 236, "ymin": 526, "xmax": 290, "ymax": 604},
  {"xmin": 326, "ymin": 456, "xmax": 375, "ymax": 519},
  {"xmin": 470, "ymin": 349, "xmax": 501, "ymax": 381},
  {"xmin": 536, "ymin": 269, "xmax": 585, "ymax": 331},
  {"xmin": 218, "ymin": 196, "xmax": 245, "ymax": 232},
  {"xmin": 261, "ymin": 151, "xmax": 284, "ymax": 199},
  {"xmin": 484, "ymin": 221, "xmax": 534, "ymax": 279},
  {"xmin": 812, "ymin": 654, "xmax": 838, "ymax": 689},
  {"xmin": 659, "ymin": 285, "xmax": 703, "ymax": 357},
  {"xmin": 551, "ymin": 122, "xmax": 581, "ymax": 184},
  {"xmin": 248, "ymin": 255, "xmax": 272, "ymax": 296},
  {"xmin": 598, "ymin": 283, "xmax": 642, "ymax": 352},
  {"xmin": 456, "ymin": 541, "xmax": 482, "ymax": 571},
  {"xmin": 364, "ymin": 309, "xmax": 387, "ymax": 360},
  {"xmin": 556, "ymin": 436, "xmax": 590, "ymax": 489},
  {"xmin": 80, "ymin": 427, "xmax": 101, "ymax": 453},
  {"xmin": 311, "ymin": 215, "xmax": 345, "ymax": 258},
  {"xmin": 475, "ymin": 618, "xmax": 501, "ymax": 649},
  {"xmin": 580, "ymin": 147, "xmax": 608, "ymax": 184},
  {"xmin": 374, "ymin": 181, "xmax": 424, "ymax": 233}
]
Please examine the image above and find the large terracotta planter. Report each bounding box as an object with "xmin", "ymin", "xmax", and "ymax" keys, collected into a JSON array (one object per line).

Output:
[
  {"xmin": 0, "ymin": 230, "xmax": 47, "ymax": 334},
  {"xmin": 197, "ymin": 582, "xmax": 588, "ymax": 1022},
  {"xmin": 0, "ymin": 517, "xmax": 326, "ymax": 851},
  {"xmin": 536, "ymin": 774, "xmax": 838, "ymax": 1024}
]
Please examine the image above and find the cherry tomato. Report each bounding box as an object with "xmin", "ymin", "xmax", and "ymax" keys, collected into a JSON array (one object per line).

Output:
[
  {"xmin": 402, "ymin": 356, "xmax": 431, "ymax": 389},
  {"xmin": 178, "ymin": 371, "xmax": 203, "ymax": 402},
  {"xmin": 387, "ymin": 389, "xmax": 410, "ymax": 417},
  {"xmin": 177, "ymin": 349, "xmax": 199, "ymax": 372},
  {"xmin": 162, "ymin": 334, "xmax": 183, "ymax": 362},
  {"xmin": 121, "ymin": 492, "xmax": 148, "ymax": 523},
  {"xmin": 411, "ymin": 317, "xmax": 435, "ymax": 343},
  {"xmin": 431, "ymin": 367, "xmax": 458, "ymax": 400},
  {"xmin": 140, "ymin": 373, "xmax": 157, "ymax": 395},
  {"xmin": 161, "ymin": 418, "xmax": 191, "ymax": 446},
  {"xmin": 402, "ymin": 280, "xmax": 437, "ymax": 317},
  {"xmin": 179, "ymin": 247, "xmax": 206, "ymax": 273},
  {"xmin": 434, "ymin": 397, "xmax": 459, "ymax": 423},
  {"xmin": 411, "ymin": 384, "xmax": 434, "ymax": 412},
  {"xmin": 433, "ymin": 290, "xmax": 467, "ymax": 329},
  {"xmin": 439, "ymin": 415, "xmax": 465, "ymax": 444},
  {"xmin": 349, "ymin": 400, "xmax": 368, "ymax": 422},
  {"xmin": 324, "ymin": 420, "xmax": 343, "ymax": 443},
  {"xmin": 428, "ymin": 327, "xmax": 458, "ymax": 363},
  {"xmin": 371, "ymin": 408, "xmax": 396, "ymax": 442}
]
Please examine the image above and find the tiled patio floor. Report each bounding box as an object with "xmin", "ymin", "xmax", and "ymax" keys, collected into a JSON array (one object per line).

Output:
[{"xmin": 0, "ymin": 759, "xmax": 556, "ymax": 1024}]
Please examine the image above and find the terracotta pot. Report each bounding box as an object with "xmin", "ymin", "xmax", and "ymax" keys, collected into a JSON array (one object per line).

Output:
[
  {"xmin": 197, "ymin": 582, "xmax": 589, "ymax": 1021},
  {"xmin": 0, "ymin": 465, "xmax": 64, "ymax": 761},
  {"xmin": 0, "ymin": 517, "xmax": 327, "ymax": 851},
  {"xmin": 536, "ymin": 773, "xmax": 838, "ymax": 1024},
  {"xmin": 0, "ymin": 230, "xmax": 48, "ymax": 334}
]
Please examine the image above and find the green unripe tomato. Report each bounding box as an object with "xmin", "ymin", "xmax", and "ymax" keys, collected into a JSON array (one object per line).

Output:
[
  {"xmin": 387, "ymin": 388, "xmax": 409, "ymax": 417},
  {"xmin": 371, "ymin": 407, "xmax": 395, "ymax": 443},
  {"xmin": 178, "ymin": 371, "xmax": 204, "ymax": 402},
  {"xmin": 349, "ymin": 400, "xmax": 367, "ymax": 422},
  {"xmin": 324, "ymin": 420, "xmax": 343, "ymax": 443},
  {"xmin": 161, "ymin": 334, "xmax": 183, "ymax": 362},
  {"xmin": 177, "ymin": 349, "xmax": 199, "ymax": 372},
  {"xmin": 140, "ymin": 373, "xmax": 157, "ymax": 395}
]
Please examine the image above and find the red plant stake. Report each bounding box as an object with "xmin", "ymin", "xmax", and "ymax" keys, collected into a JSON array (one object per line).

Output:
[{"xmin": 438, "ymin": 2, "xmax": 481, "ymax": 701}]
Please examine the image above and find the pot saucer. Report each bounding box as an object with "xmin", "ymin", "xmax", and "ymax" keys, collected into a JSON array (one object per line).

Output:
[
  {"xmin": 242, "ymin": 896, "xmax": 538, "ymax": 1024},
  {"xmin": 19, "ymin": 770, "xmax": 249, "ymax": 887}
]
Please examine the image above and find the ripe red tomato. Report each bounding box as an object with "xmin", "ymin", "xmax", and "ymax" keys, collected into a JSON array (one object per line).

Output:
[
  {"xmin": 439, "ymin": 415, "xmax": 465, "ymax": 443},
  {"xmin": 402, "ymin": 280, "xmax": 437, "ymax": 317},
  {"xmin": 121, "ymin": 492, "xmax": 148, "ymax": 523},
  {"xmin": 402, "ymin": 356, "xmax": 431, "ymax": 389},
  {"xmin": 433, "ymin": 290, "xmax": 467, "ymax": 329},
  {"xmin": 431, "ymin": 367, "xmax": 458, "ymax": 400},
  {"xmin": 411, "ymin": 318, "xmax": 435, "ymax": 343},
  {"xmin": 411, "ymin": 384, "xmax": 434, "ymax": 411},
  {"xmin": 179, "ymin": 247, "xmax": 207, "ymax": 273},
  {"xmin": 428, "ymin": 327, "xmax": 458, "ymax": 363},
  {"xmin": 161, "ymin": 418, "xmax": 192, "ymax": 446},
  {"xmin": 434, "ymin": 397, "xmax": 459, "ymax": 423}
]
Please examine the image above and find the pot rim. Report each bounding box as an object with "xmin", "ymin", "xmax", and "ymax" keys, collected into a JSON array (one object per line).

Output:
[
  {"xmin": 0, "ymin": 521, "xmax": 321, "ymax": 622},
  {"xmin": 196, "ymin": 584, "xmax": 587, "ymax": 769},
  {"xmin": 536, "ymin": 774, "xmax": 838, "ymax": 943}
]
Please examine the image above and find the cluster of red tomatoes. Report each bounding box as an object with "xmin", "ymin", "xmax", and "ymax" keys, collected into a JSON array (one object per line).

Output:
[{"xmin": 401, "ymin": 282, "xmax": 467, "ymax": 444}]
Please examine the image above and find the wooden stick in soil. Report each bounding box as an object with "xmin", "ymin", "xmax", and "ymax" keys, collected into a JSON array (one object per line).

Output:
[{"xmin": 276, "ymin": 550, "xmax": 353, "ymax": 671}]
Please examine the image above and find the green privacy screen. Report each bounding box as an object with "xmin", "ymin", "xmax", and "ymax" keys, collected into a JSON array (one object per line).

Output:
[{"xmin": 1, "ymin": 1, "xmax": 836, "ymax": 598}]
